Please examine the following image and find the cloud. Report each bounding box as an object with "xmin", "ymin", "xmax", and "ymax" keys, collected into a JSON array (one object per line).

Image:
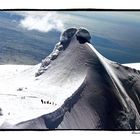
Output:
[{"xmin": 18, "ymin": 12, "xmax": 64, "ymax": 32}]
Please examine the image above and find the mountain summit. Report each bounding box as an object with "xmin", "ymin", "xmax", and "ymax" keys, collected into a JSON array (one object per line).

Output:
[{"xmin": 0, "ymin": 27, "xmax": 140, "ymax": 129}]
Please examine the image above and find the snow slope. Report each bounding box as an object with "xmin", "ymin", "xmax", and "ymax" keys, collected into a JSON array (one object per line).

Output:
[
  {"xmin": 123, "ymin": 63, "xmax": 140, "ymax": 70},
  {"xmin": 0, "ymin": 28, "xmax": 140, "ymax": 129}
]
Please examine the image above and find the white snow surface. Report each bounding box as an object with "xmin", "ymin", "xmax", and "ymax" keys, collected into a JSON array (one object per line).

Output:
[
  {"xmin": 1, "ymin": 27, "xmax": 140, "ymax": 129},
  {"xmin": 0, "ymin": 62, "xmax": 140, "ymax": 127},
  {"xmin": 0, "ymin": 64, "xmax": 84, "ymax": 126},
  {"xmin": 123, "ymin": 63, "xmax": 140, "ymax": 70}
]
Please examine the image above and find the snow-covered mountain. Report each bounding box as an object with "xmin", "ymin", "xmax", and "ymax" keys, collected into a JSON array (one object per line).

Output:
[{"xmin": 0, "ymin": 27, "xmax": 140, "ymax": 129}]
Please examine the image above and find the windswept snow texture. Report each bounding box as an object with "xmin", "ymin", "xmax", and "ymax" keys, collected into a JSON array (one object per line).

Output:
[{"xmin": 1, "ymin": 28, "xmax": 140, "ymax": 130}]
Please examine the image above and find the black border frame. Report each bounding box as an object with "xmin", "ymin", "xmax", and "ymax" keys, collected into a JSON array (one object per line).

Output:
[
  {"xmin": 0, "ymin": 8, "xmax": 140, "ymax": 131},
  {"xmin": 0, "ymin": 8, "xmax": 140, "ymax": 11}
]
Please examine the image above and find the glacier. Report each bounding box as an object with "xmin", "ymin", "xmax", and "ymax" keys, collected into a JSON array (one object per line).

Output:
[{"xmin": 0, "ymin": 27, "xmax": 140, "ymax": 129}]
